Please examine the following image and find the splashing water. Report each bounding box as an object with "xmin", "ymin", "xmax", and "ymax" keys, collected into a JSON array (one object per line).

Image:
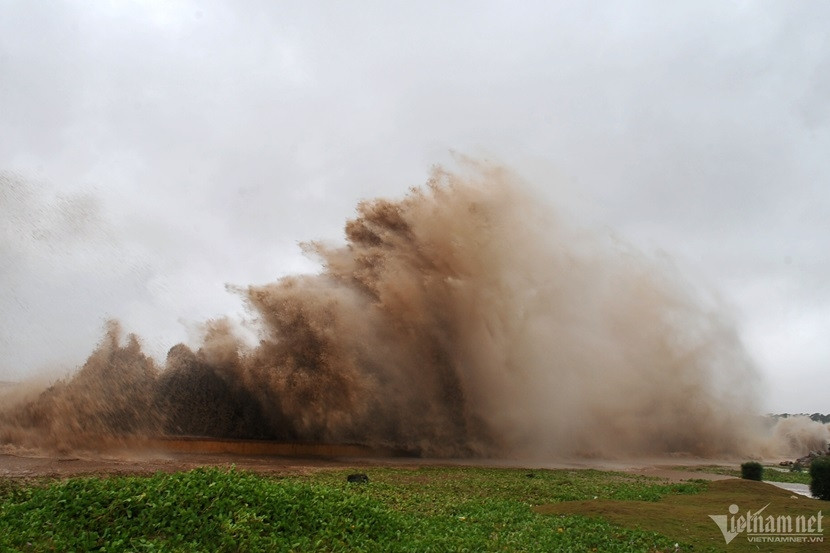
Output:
[{"xmin": 2, "ymin": 161, "xmax": 827, "ymax": 458}]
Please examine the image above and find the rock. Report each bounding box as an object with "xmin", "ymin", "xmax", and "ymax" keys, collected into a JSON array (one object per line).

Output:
[{"xmin": 347, "ymin": 473, "xmax": 369, "ymax": 484}]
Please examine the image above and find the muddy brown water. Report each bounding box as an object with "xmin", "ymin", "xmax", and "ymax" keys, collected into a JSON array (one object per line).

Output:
[{"xmin": 0, "ymin": 438, "xmax": 744, "ymax": 481}]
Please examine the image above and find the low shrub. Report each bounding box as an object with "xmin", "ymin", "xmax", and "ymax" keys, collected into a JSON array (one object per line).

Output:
[
  {"xmin": 740, "ymin": 461, "xmax": 763, "ymax": 481},
  {"xmin": 809, "ymin": 456, "xmax": 830, "ymax": 500}
]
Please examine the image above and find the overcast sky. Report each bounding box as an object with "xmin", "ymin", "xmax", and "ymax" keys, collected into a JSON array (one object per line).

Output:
[{"xmin": 1, "ymin": 0, "xmax": 828, "ymax": 413}]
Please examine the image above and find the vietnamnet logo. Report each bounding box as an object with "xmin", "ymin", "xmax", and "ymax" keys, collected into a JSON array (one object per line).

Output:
[{"xmin": 709, "ymin": 503, "xmax": 824, "ymax": 544}]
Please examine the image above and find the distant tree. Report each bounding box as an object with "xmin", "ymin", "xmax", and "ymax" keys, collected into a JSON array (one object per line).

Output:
[{"xmin": 771, "ymin": 413, "xmax": 830, "ymax": 425}]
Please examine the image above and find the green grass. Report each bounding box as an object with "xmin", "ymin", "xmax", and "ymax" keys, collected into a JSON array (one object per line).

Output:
[
  {"xmin": 537, "ymin": 478, "xmax": 827, "ymax": 552},
  {"xmin": 0, "ymin": 466, "xmax": 705, "ymax": 552},
  {"xmin": 763, "ymin": 467, "xmax": 813, "ymax": 485},
  {"xmin": 3, "ymin": 464, "xmax": 823, "ymax": 552}
]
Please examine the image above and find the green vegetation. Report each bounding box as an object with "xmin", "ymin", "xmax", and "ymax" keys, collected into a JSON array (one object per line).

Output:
[
  {"xmin": 740, "ymin": 461, "xmax": 763, "ymax": 481},
  {"xmin": 0, "ymin": 466, "xmax": 703, "ymax": 552},
  {"xmin": 1, "ymin": 464, "xmax": 824, "ymax": 552},
  {"xmin": 810, "ymin": 456, "xmax": 830, "ymax": 500},
  {"xmin": 764, "ymin": 467, "xmax": 812, "ymax": 484},
  {"xmin": 1, "ymin": 468, "xmax": 399, "ymax": 552},
  {"xmin": 538, "ymin": 477, "xmax": 827, "ymax": 552},
  {"xmin": 0, "ymin": 478, "xmax": 26, "ymax": 502}
]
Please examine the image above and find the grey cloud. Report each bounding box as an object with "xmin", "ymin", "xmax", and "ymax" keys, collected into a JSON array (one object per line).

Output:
[{"xmin": 1, "ymin": 0, "xmax": 828, "ymax": 411}]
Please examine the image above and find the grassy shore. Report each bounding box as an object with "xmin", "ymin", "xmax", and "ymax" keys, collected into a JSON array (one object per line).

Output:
[{"xmin": 0, "ymin": 465, "xmax": 824, "ymax": 552}]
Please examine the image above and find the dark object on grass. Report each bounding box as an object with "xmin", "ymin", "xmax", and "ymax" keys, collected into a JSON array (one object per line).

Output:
[
  {"xmin": 347, "ymin": 473, "xmax": 369, "ymax": 484},
  {"xmin": 740, "ymin": 461, "xmax": 763, "ymax": 481},
  {"xmin": 809, "ymin": 456, "xmax": 830, "ymax": 501},
  {"xmin": 525, "ymin": 473, "xmax": 535, "ymax": 478}
]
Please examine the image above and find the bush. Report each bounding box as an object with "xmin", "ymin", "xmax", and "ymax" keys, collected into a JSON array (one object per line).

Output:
[
  {"xmin": 809, "ymin": 456, "xmax": 830, "ymax": 500},
  {"xmin": 741, "ymin": 461, "xmax": 763, "ymax": 481}
]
